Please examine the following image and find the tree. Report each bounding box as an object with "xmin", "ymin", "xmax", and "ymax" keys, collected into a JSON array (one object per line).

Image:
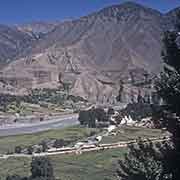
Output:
[
  {"xmin": 27, "ymin": 146, "xmax": 34, "ymax": 155},
  {"xmin": 6, "ymin": 175, "xmax": 24, "ymax": 180},
  {"xmin": 130, "ymin": 90, "xmax": 135, "ymax": 104},
  {"xmin": 94, "ymin": 108, "xmax": 108, "ymax": 122},
  {"xmin": 155, "ymin": 10, "xmax": 180, "ymax": 180},
  {"xmin": 53, "ymin": 139, "xmax": 66, "ymax": 148},
  {"xmin": 6, "ymin": 157, "xmax": 55, "ymax": 180},
  {"xmin": 88, "ymin": 108, "xmax": 96, "ymax": 128},
  {"xmin": 116, "ymin": 80, "xmax": 124, "ymax": 102},
  {"xmin": 78, "ymin": 110, "xmax": 91, "ymax": 126},
  {"xmin": 129, "ymin": 71, "xmax": 135, "ymax": 84},
  {"xmin": 40, "ymin": 141, "xmax": 48, "ymax": 152},
  {"xmin": 117, "ymin": 139, "xmax": 172, "ymax": 180},
  {"xmin": 30, "ymin": 157, "xmax": 55, "ymax": 180},
  {"xmin": 58, "ymin": 72, "xmax": 63, "ymax": 84},
  {"xmin": 137, "ymin": 90, "xmax": 144, "ymax": 104},
  {"xmin": 78, "ymin": 107, "xmax": 110, "ymax": 128},
  {"xmin": 107, "ymin": 107, "xmax": 115, "ymax": 116},
  {"xmin": 15, "ymin": 146, "xmax": 22, "ymax": 154},
  {"xmin": 144, "ymin": 72, "xmax": 149, "ymax": 84},
  {"xmin": 117, "ymin": 10, "xmax": 180, "ymax": 180}
]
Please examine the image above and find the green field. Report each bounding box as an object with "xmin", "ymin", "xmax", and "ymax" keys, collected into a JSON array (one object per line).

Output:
[
  {"xmin": 0, "ymin": 126, "xmax": 164, "ymax": 180},
  {"xmin": 0, "ymin": 148, "xmax": 126, "ymax": 180},
  {"xmin": 101, "ymin": 126, "xmax": 163, "ymax": 144},
  {"xmin": 0, "ymin": 126, "xmax": 100, "ymax": 154},
  {"xmin": 0, "ymin": 126, "xmax": 163, "ymax": 154}
]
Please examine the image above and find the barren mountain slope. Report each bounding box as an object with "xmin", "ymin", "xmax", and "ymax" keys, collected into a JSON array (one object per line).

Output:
[
  {"xmin": 0, "ymin": 25, "xmax": 35, "ymax": 66},
  {"xmin": 23, "ymin": 2, "xmax": 164, "ymax": 74},
  {"xmin": 16, "ymin": 21, "xmax": 60, "ymax": 39},
  {"xmin": 0, "ymin": 2, "xmax": 178, "ymax": 102}
]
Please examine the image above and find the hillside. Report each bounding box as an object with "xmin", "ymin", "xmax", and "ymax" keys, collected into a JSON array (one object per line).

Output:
[
  {"xmin": 0, "ymin": 25, "xmax": 35, "ymax": 66},
  {"xmin": 0, "ymin": 2, "xmax": 179, "ymax": 103}
]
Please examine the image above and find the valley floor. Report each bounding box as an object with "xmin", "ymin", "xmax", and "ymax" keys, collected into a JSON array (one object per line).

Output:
[
  {"xmin": 0, "ymin": 126, "xmax": 165, "ymax": 180},
  {"xmin": 0, "ymin": 148, "xmax": 126, "ymax": 180}
]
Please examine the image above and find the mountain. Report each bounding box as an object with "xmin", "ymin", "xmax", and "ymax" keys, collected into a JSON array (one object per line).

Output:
[
  {"xmin": 16, "ymin": 21, "xmax": 60, "ymax": 39},
  {"xmin": 0, "ymin": 25, "xmax": 35, "ymax": 66},
  {"xmin": 22, "ymin": 1, "xmax": 164, "ymax": 74},
  {"xmin": 165, "ymin": 7, "xmax": 180, "ymax": 30},
  {"xmin": 0, "ymin": 2, "xmax": 179, "ymax": 103}
]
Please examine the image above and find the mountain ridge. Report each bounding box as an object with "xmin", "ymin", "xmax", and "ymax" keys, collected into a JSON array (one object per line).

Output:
[{"xmin": 0, "ymin": 1, "xmax": 179, "ymax": 103}]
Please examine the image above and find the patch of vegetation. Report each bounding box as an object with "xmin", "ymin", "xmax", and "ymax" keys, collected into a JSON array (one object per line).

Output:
[
  {"xmin": 0, "ymin": 126, "xmax": 100, "ymax": 154},
  {"xmin": 78, "ymin": 107, "xmax": 109, "ymax": 128},
  {"xmin": 119, "ymin": 102, "xmax": 154, "ymax": 121},
  {"xmin": 67, "ymin": 95, "xmax": 87, "ymax": 103},
  {"xmin": 28, "ymin": 88, "xmax": 67, "ymax": 105},
  {"xmin": 0, "ymin": 148, "xmax": 127, "ymax": 180},
  {"xmin": 101, "ymin": 126, "xmax": 163, "ymax": 144},
  {"xmin": 0, "ymin": 88, "xmax": 87, "ymax": 114},
  {"xmin": 117, "ymin": 139, "xmax": 171, "ymax": 180},
  {"xmin": 6, "ymin": 157, "xmax": 55, "ymax": 180}
]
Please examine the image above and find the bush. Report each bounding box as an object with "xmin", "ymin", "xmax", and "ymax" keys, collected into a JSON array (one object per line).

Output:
[
  {"xmin": 35, "ymin": 148, "xmax": 42, "ymax": 154},
  {"xmin": 15, "ymin": 146, "xmax": 22, "ymax": 154},
  {"xmin": 78, "ymin": 110, "xmax": 91, "ymax": 126},
  {"xmin": 117, "ymin": 139, "xmax": 171, "ymax": 180},
  {"xmin": 6, "ymin": 175, "xmax": 24, "ymax": 180},
  {"xmin": 53, "ymin": 139, "xmax": 66, "ymax": 148},
  {"xmin": 40, "ymin": 141, "xmax": 48, "ymax": 152},
  {"xmin": 78, "ymin": 107, "xmax": 108, "ymax": 128},
  {"xmin": 120, "ymin": 102, "xmax": 153, "ymax": 121},
  {"xmin": 27, "ymin": 146, "xmax": 34, "ymax": 155},
  {"xmin": 107, "ymin": 107, "xmax": 115, "ymax": 116},
  {"xmin": 94, "ymin": 108, "xmax": 108, "ymax": 122},
  {"xmin": 6, "ymin": 157, "xmax": 55, "ymax": 180},
  {"xmin": 30, "ymin": 157, "xmax": 55, "ymax": 180}
]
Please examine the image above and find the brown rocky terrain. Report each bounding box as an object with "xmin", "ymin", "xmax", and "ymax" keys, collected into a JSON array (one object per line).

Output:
[{"xmin": 0, "ymin": 2, "xmax": 179, "ymax": 103}]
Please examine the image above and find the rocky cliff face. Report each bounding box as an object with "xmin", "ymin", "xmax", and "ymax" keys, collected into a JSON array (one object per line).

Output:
[{"xmin": 0, "ymin": 2, "xmax": 179, "ymax": 103}]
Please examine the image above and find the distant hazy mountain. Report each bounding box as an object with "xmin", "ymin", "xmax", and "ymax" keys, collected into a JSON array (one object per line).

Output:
[
  {"xmin": 0, "ymin": 24, "xmax": 34, "ymax": 66},
  {"xmin": 16, "ymin": 21, "xmax": 60, "ymax": 39},
  {"xmin": 22, "ymin": 2, "xmax": 164, "ymax": 73},
  {"xmin": 0, "ymin": 2, "xmax": 180, "ymax": 102}
]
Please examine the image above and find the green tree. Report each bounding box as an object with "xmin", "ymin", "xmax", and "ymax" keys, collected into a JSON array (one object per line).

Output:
[
  {"xmin": 88, "ymin": 108, "xmax": 96, "ymax": 128},
  {"xmin": 94, "ymin": 108, "xmax": 108, "ymax": 122},
  {"xmin": 27, "ymin": 146, "xmax": 34, "ymax": 155},
  {"xmin": 30, "ymin": 157, "xmax": 55, "ymax": 180},
  {"xmin": 40, "ymin": 141, "xmax": 48, "ymax": 152},
  {"xmin": 107, "ymin": 107, "xmax": 115, "ymax": 116},
  {"xmin": 6, "ymin": 175, "xmax": 24, "ymax": 180},
  {"xmin": 117, "ymin": 139, "xmax": 172, "ymax": 180},
  {"xmin": 137, "ymin": 90, "xmax": 144, "ymax": 104},
  {"xmin": 78, "ymin": 110, "xmax": 91, "ymax": 126},
  {"xmin": 6, "ymin": 157, "xmax": 55, "ymax": 180},
  {"xmin": 116, "ymin": 80, "xmax": 124, "ymax": 102},
  {"xmin": 53, "ymin": 139, "xmax": 66, "ymax": 148},
  {"xmin": 117, "ymin": 11, "xmax": 180, "ymax": 180},
  {"xmin": 15, "ymin": 146, "xmax": 22, "ymax": 154},
  {"xmin": 155, "ymin": 10, "xmax": 180, "ymax": 180},
  {"xmin": 78, "ymin": 108, "xmax": 97, "ymax": 128}
]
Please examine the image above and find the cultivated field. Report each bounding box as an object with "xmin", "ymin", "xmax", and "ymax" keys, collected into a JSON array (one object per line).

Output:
[
  {"xmin": 101, "ymin": 126, "xmax": 163, "ymax": 144},
  {"xmin": 0, "ymin": 126, "xmax": 165, "ymax": 180},
  {"xmin": 0, "ymin": 148, "xmax": 126, "ymax": 180},
  {"xmin": 0, "ymin": 126, "xmax": 100, "ymax": 154}
]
